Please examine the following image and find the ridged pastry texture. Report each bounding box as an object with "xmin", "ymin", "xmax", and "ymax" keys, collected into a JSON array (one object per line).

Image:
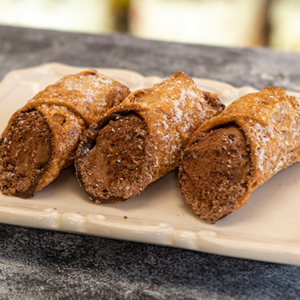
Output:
[
  {"xmin": 179, "ymin": 87, "xmax": 300, "ymax": 223},
  {"xmin": 0, "ymin": 69, "xmax": 130, "ymax": 198},
  {"xmin": 76, "ymin": 71, "xmax": 225, "ymax": 203}
]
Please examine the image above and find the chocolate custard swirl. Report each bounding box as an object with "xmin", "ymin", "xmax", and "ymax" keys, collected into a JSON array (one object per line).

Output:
[
  {"xmin": 76, "ymin": 71, "xmax": 225, "ymax": 203},
  {"xmin": 0, "ymin": 70, "xmax": 130, "ymax": 198},
  {"xmin": 179, "ymin": 87, "xmax": 300, "ymax": 223}
]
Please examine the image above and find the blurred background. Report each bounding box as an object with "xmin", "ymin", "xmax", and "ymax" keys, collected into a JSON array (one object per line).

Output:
[{"xmin": 0, "ymin": 0, "xmax": 299, "ymax": 52}]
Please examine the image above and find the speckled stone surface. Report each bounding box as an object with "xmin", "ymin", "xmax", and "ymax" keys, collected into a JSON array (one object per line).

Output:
[{"xmin": 1, "ymin": 25, "xmax": 300, "ymax": 299}]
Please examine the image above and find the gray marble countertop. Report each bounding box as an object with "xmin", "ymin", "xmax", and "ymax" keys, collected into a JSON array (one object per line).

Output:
[{"xmin": 0, "ymin": 25, "xmax": 300, "ymax": 299}]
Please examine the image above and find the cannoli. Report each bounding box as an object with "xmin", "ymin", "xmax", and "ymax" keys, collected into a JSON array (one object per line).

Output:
[
  {"xmin": 0, "ymin": 70, "xmax": 130, "ymax": 198},
  {"xmin": 76, "ymin": 71, "xmax": 225, "ymax": 203},
  {"xmin": 179, "ymin": 87, "xmax": 300, "ymax": 223}
]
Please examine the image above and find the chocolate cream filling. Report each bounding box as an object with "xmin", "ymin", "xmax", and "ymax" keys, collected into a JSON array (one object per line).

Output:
[
  {"xmin": 78, "ymin": 114, "xmax": 152, "ymax": 203},
  {"xmin": 179, "ymin": 125, "xmax": 251, "ymax": 223},
  {"xmin": 0, "ymin": 110, "xmax": 52, "ymax": 198}
]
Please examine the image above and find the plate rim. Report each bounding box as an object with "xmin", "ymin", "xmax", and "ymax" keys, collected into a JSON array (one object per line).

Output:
[{"xmin": 1, "ymin": 62, "xmax": 300, "ymax": 267}]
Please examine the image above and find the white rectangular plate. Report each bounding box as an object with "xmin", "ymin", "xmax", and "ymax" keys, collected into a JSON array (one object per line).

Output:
[{"xmin": 1, "ymin": 63, "xmax": 300, "ymax": 266}]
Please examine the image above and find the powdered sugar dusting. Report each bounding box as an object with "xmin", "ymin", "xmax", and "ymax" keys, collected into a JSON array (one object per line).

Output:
[
  {"xmin": 223, "ymin": 87, "xmax": 300, "ymax": 184},
  {"xmin": 26, "ymin": 70, "xmax": 129, "ymax": 124},
  {"xmin": 129, "ymin": 71, "xmax": 223, "ymax": 179}
]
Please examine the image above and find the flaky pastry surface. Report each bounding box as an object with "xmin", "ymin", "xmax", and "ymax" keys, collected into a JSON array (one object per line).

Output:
[
  {"xmin": 190, "ymin": 87, "xmax": 300, "ymax": 218},
  {"xmin": 76, "ymin": 71, "xmax": 225, "ymax": 201},
  {"xmin": 0, "ymin": 70, "xmax": 130, "ymax": 195}
]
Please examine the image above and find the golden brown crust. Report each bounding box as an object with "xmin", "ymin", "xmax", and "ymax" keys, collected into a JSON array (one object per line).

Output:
[
  {"xmin": 180, "ymin": 87, "xmax": 300, "ymax": 222},
  {"xmin": 76, "ymin": 71, "xmax": 225, "ymax": 202},
  {"xmin": 0, "ymin": 70, "xmax": 130, "ymax": 197},
  {"xmin": 23, "ymin": 69, "xmax": 130, "ymax": 125}
]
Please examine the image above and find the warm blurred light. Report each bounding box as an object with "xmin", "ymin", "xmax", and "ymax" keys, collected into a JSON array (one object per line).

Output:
[
  {"xmin": 0, "ymin": 0, "xmax": 113, "ymax": 33},
  {"xmin": 129, "ymin": 0, "xmax": 269, "ymax": 47},
  {"xmin": 0, "ymin": 0, "xmax": 300, "ymax": 52},
  {"xmin": 269, "ymin": 0, "xmax": 300, "ymax": 52}
]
